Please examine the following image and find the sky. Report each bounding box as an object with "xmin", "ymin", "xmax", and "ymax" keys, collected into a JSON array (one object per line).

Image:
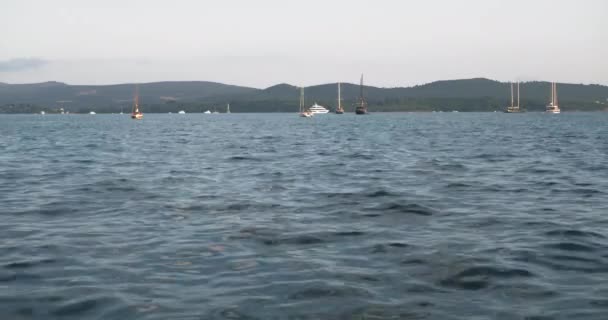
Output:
[{"xmin": 0, "ymin": 0, "xmax": 607, "ymax": 88}]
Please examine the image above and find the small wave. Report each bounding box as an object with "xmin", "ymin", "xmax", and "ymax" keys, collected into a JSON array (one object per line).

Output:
[
  {"xmin": 439, "ymin": 265, "xmax": 534, "ymax": 290},
  {"xmin": 227, "ymin": 156, "xmax": 261, "ymax": 161},
  {"xmin": 262, "ymin": 234, "xmax": 325, "ymax": 246},
  {"xmin": 3, "ymin": 259, "xmax": 56, "ymax": 269},
  {"xmin": 544, "ymin": 242, "xmax": 597, "ymax": 252},
  {"xmin": 446, "ymin": 182, "xmax": 473, "ymax": 189},
  {"xmin": 366, "ymin": 189, "xmax": 398, "ymax": 198},
  {"xmin": 51, "ymin": 296, "xmax": 122, "ymax": 317},
  {"xmin": 545, "ymin": 229, "xmax": 606, "ymax": 239},
  {"xmin": 346, "ymin": 153, "xmax": 375, "ymax": 160},
  {"xmin": 333, "ymin": 231, "xmax": 366, "ymax": 237},
  {"xmin": 288, "ymin": 284, "xmax": 372, "ymax": 300},
  {"xmin": 367, "ymin": 202, "xmax": 436, "ymax": 216}
]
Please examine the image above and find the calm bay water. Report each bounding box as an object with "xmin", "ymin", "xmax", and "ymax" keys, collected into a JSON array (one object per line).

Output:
[{"xmin": 1, "ymin": 112, "xmax": 607, "ymax": 319}]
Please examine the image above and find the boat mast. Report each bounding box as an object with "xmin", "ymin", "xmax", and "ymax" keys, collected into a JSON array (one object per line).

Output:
[
  {"xmin": 510, "ymin": 82, "xmax": 514, "ymax": 108},
  {"xmin": 554, "ymin": 83, "xmax": 558, "ymax": 107},
  {"xmin": 517, "ymin": 82, "xmax": 520, "ymax": 108},
  {"xmin": 133, "ymin": 84, "xmax": 139, "ymax": 113},
  {"xmin": 360, "ymin": 74, "xmax": 364, "ymax": 100},
  {"xmin": 299, "ymin": 87, "xmax": 305, "ymax": 113},
  {"xmin": 338, "ymin": 82, "xmax": 342, "ymax": 109}
]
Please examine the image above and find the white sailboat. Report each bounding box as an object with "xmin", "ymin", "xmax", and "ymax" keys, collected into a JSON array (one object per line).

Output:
[
  {"xmin": 299, "ymin": 87, "xmax": 313, "ymax": 117},
  {"xmin": 335, "ymin": 82, "xmax": 344, "ymax": 114},
  {"xmin": 131, "ymin": 85, "xmax": 143, "ymax": 119},
  {"xmin": 505, "ymin": 82, "xmax": 523, "ymax": 113},
  {"xmin": 546, "ymin": 82, "xmax": 561, "ymax": 114},
  {"xmin": 203, "ymin": 110, "xmax": 211, "ymax": 114},
  {"xmin": 226, "ymin": 103, "xmax": 231, "ymax": 114},
  {"xmin": 178, "ymin": 110, "xmax": 186, "ymax": 114}
]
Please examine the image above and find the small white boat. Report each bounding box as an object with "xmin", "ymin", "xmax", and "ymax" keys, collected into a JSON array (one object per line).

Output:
[
  {"xmin": 546, "ymin": 82, "xmax": 561, "ymax": 114},
  {"xmin": 204, "ymin": 110, "xmax": 211, "ymax": 114},
  {"xmin": 309, "ymin": 103, "xmax": 329, "ymax": 114},
  {"xmin": 226, "ymin": 103, "xmax": 231, "ymax": 114},
  {"xmin": 40, "ymin": 111, "xmax": 45, "ymax": 115},
  {"xmin": 89, "ymin": 111, "xmax": 96, "ymax": 115},
  {"xmin": 178, "ymin": 110, "xmax": 186, "ymax": 114}
]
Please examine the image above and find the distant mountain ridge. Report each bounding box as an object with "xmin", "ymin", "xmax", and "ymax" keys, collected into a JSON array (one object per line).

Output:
[{"xmin": 1, "ymin": 78, "xmax": 607, "ymax": 113}]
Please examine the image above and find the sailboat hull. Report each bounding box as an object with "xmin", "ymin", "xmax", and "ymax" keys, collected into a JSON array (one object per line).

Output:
[
  {"xmin": 131, "ymin": 113, "xmax": 143, "ymax": 120},
  {"xmin": 355, "ymin": 109, "xmax": 368, "ymax": 115}
]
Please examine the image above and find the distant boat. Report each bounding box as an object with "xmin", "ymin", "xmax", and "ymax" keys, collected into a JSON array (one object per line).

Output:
[
  {"xmin": 178, "ymin": 110, "xmax": 186, "ymax": 114},
  {"xmin": 89, "ymin": 111, "xmax": 96, "ymax": 115},
  {"xmin": 40, "ymin": 111, "xmax": 45, "ymax": 115},
  {"xmin": 355, "ymin": 74, "xmax": 368, "ymax": 115},
  {"xmin": 204, "ymin": 110, "xmax": 211, "ymax": 114},
  {"xmin": 505, "ymin": 82, "xmax": 523, "ymax": 113},
  {"xmin": 131, "ymin": 84, "xmax": 143, "ymax": 120},
  {"xmin": 299, "ymin": 87, "xmax": 313, "ymax": 118},
  {"xmin": 309, "ymin": 103, "xmax": 329, "ymax": 114},
  {"xmin": 335, "ymin": 82, "xmax": 344, "ymax": 114},
  {"xmin": 546, "ymin": 82, "xmax": 561, "ymax": 114},
  {"xmin": 226, "ymin": 103, "xmax": 231, "ymax": 114}
]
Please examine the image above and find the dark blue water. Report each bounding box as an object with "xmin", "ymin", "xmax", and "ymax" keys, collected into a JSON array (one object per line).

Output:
[{"xmin": 1, "ymin": 113, "xmax": 608, "ymax": 319}]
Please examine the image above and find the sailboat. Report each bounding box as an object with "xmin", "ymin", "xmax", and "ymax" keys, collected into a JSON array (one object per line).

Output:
[
  {"xmin": 505, "ymin": 82, "xmax": 523, "ymax": 113},
  {"xmin": 131, "ymin": 85, "xmax": 143, "ymax": 120},
  {"xmin": 355, "ymin": 74, "xmax": 368, "ymax": 115},
  {"xmin": 335, "ymin": 82, "xmax": 344, "ymax": 114},
  {"xmin": 299, "ymin": 87, "xmax": 313, "ymax": 117},
  {"xmin": 226, "ymin": 103, "xmax": 231, "ymax": 114},
  {"xmin": 546, "ymin": 82, "xmax": 561, "ymax": 114}
]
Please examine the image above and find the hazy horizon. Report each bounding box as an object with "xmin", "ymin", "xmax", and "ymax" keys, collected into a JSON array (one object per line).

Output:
[{"xmin": 1, "ymin": 0, "xmax": 607, "ymax": 87}]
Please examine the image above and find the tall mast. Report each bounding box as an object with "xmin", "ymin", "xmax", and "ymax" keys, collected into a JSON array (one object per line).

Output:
[
  {"xmin": 338, "ymin": 82, "xmax": 341, "ymax": 109},
  {"xmin": 554, "ymin": 83, "xmax": 558, "ymax": 107},
  {"xmin": 510, "ymin": 82, "xmax": 514, "ymax": 108},
  {"xmin": 517, "ymin": 82, "xmax": 520, "ymax": 108},
  {"xmin": 133, "ymin": 84, "xmax": 139, "ymax": 113},
  {"xmin": 360, "ymin": 74, "xmax": 364, "ymax": 100},
  {"xmin": 299, "ymin": 87, "xmax": 305, "ymax": 113}
]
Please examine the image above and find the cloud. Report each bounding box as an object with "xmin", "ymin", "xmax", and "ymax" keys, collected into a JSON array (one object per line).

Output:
[{"xmin": 0, "ymin": 58, "xmax": 49, "ymax": 72}]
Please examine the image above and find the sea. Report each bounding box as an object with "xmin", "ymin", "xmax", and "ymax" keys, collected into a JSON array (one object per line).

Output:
[{"xmin": 1, "ymin": 112, "xmax": 607, "ymax": 319}]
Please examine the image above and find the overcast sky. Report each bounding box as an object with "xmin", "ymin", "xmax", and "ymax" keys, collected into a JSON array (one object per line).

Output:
[{"xmin": 1, "ymin": 0, "xmax": 606, "ymax": 88}]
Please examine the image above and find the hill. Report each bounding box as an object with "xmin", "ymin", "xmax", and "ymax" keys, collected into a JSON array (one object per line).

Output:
[{"xmin": 1, "ymin": 78, "xmax": 607, "ymax": 113}]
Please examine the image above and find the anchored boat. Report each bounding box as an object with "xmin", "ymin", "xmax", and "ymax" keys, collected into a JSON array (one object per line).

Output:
[
  {"xmin": 355, "ymin": 74, "xmax": 368, "ymax": 115},
  {"xmin": 131, "ymin": 85, "xmax": 143, "ymax": 120}
]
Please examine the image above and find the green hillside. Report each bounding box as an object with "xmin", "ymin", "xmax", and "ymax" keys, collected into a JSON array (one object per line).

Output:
[{"xmin": 1, "ymin": 78, "xmax": 607, "ymax": 113}]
